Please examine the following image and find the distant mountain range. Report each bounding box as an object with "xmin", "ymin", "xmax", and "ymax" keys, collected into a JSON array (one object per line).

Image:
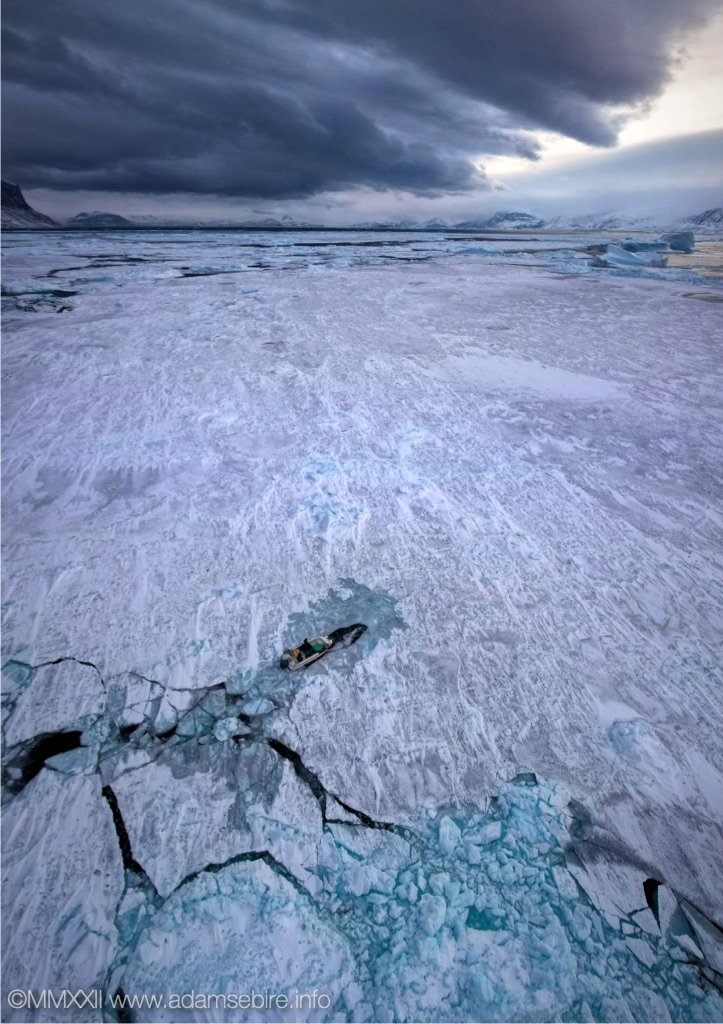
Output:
[
  {"xmin": 353, "ymin": 208, "xmax": 723, "ymax": 232},
  {"xmin": 67, "ymin": 211, "xmax": 135, "ymax": 228},
  {"xmin": 356, "ymin": 209, "xmax": 723, "ymax": 232},
  {"xmin": 2, "ymin": 181, "xmax": 722, "ymax": 234},
  {"xmin": 456, "ymin": 211, "xmax": 548, "ymax": 230}
]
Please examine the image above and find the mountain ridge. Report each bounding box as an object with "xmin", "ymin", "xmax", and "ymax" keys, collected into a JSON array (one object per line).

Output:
[
  {"xmin": 2, "ymin": 181, "xmax": 721, "ymax": 233},
  {"xmin": 67, "ymin": 211, "xmax": 135, "ymax": 228},
  {"xmin": 1, "ymin": 180, "xmax": 56, "ymax": 228}
]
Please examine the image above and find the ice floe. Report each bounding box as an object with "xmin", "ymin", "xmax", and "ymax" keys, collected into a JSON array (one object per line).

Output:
[{"xmin": 2, "ymin": 770, "xmax": 124, "ymax": 1021}]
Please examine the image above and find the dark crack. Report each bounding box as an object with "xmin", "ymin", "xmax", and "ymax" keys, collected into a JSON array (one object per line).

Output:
[
  {"xmin": 3, "ymin": 730, "xmax": 83, "ymax": 796},
  {"xmin": 567, "ymin": 838, "xmax": 723, "ymax": 984},
  {"xmin": 267, "ymin": 738, "xmax": 329, "ymax": 814},
  {"xmin": 174, "ymin": 849, "xmax": 312, "ymax": 901},
  {"xmin": 45, "ymin": 264, "xmax": 92, "ymax": 278},
  {"xmin": 1, "ymin": 287, "xmax": 78, "ymax": 298},
  {"xmin": 6, "ymin": 655, "xmax": 107, "ymax": 691},
  {"xmin": 328, "ymin": 795, "xmax": 397, "ymax": 833},
  {"xmin": 110, "ymin": 987, "xmax": 134, "ymax": 1023},
  {"xmin": 643, "ymin": 877, "xmax": 662, "ymax": 926},
  {"xmin": 101, "ymin": 784, "xmax": 156, "ymax": 888},
  {"xmin": 3, "ymin": 649, "xmax": 415, "ymax": 918},
  {"xmin": 43, "ymin": 655, "xmax": 106, "ymax": 689},
  {"xmin": 574, "ymin": 830, "xmax": 723, "ymax": 936},
  {"xmin": 266, "ymin": 736, "xmax": 411, "ymax": 838}
]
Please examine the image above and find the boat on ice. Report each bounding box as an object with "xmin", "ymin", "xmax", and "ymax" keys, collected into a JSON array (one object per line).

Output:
[
  {"xmin": 280, "ymin": 635, "xmax": 333, "ymax": 670},
  {"xmin": 279, "ymin": 622, "xmax": 367, "ymax": 670}
]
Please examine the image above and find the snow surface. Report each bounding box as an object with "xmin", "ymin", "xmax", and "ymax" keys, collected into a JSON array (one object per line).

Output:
[
  {"xmin": 4, "ymin": 659, "xmax": 104, "ymax": 746},
  {"xmin": 2, "ymin": 769, "xmax": 124, "ymax": 1020},
  {"xmin": 2, "ymin": 230, "xmax": 723, "ymax": 1021}
]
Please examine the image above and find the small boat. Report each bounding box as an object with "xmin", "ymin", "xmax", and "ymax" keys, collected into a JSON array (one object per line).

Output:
[
  {"xmin": 279, "ymin": 636, "xmax": 334, "ymax": 670},
  {"xmin": 279, "ymin": 623, "xmax": 367, "ymax": 671}
]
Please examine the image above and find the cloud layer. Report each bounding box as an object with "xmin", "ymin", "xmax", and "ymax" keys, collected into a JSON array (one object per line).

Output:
[{"xmin": 2, "ymin": 0, "xmax": 718, "ymax": 198}]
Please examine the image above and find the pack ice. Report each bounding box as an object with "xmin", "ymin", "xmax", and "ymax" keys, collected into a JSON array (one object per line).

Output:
[{"xmin": 2, "ymin": 230, "xmax": 723, "ymax": 1021}]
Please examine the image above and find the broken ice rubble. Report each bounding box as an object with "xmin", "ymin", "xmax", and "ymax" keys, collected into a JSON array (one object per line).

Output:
[
  {"xmin": 111, "ymin": 773, "xmax": 723, "ymax": 1021},
  {"xmin": 3, "ymin": 665, "xmax": 723, "ymax": 1024}
]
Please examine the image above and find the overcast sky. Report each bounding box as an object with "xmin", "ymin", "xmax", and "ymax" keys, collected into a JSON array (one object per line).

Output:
[{"xmin": 3, "ymin": 0, "xmax": 722, "ymax": 223}]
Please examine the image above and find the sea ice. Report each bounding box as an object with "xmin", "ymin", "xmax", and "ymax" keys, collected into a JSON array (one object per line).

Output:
[
  {"xmin": 2, "ymin": 770, "xmax": 124, "ymax": 1021},
  {"xmin": 2, "ymin": 231, "xmax": 722, "ymax": 1020},
  {"xmin": 4, "ymin": 659, "xmax": 104, "ymax": 746},
  {"xmin": 109, "ymin": 741, "xmax": 322, "ymax": 897},
  {"xmin": 122, "ymin": 859, "xmax": 355, "ymax": 1023}
]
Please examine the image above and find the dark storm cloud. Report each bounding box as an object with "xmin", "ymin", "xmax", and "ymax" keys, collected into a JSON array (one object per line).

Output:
[{"xmin": 1, "ymin": 0, "xmax": 718, "ymax": 198}]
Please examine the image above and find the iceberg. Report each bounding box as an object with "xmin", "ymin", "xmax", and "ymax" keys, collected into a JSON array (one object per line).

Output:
[
  {"xmin": 663, "ymin": 230, "xmax": 695, "ymax": 253},
  {"xmin": 590, "ymin": 243, "xmax": 668, "ymax": 269}
]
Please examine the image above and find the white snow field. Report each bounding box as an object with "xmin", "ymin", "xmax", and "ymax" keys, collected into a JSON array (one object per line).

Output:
[{"xmin": 2, "ymin": 229, "xmax": 723, "ymax": 1022}]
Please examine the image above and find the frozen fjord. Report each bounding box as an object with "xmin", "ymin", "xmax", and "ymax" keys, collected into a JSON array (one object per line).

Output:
[{"xmin": 2, "ymin": 231, "xmax": 723, "ymax": 1020}]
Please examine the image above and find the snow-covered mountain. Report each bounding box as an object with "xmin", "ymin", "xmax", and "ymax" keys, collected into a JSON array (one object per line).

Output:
[
  {"xmin": 419, "ymin": 207, "xmax": 722, "ymax": 233},
  {"xmin": 545, "ymin": 212, "xmax": 662, "ymax": 231},
  {"xmin": 451, "ymin": 216, "xmax": 493, "ymax": 230},
  {"xmin": 65, "ymin": 211, "xmax": 326, "ymax": 230},
  {"xmin": 413, "ymin": 217, "xmax": 450, "ymax": 230},
  {"xmin": 232, "ymin": 215, "xmax": 304, "ymax": 229},
  {"xmin": 674, "ymin": 207, "xmax": 723, "ymax": 231},
  {"xmin": 1, "ymin": 180, "xmax": 56, "ymax": 229},
  {"xmin": 351, "ymin": 212, "xmax": 547, "ymax": 231},
  {"xmin": 67, "ymin": 211, "xmax": 135, "ymax": 228},
  {"xmin": 350, "ymin": 220, "xmax": 414, "ymax": 230},
  {"xmin": 226, "ymin": 214, "xmax": 323, "ymax": 229},
  {"xmin": 468, "ymin": 210, "xmax": 547, "ymax": 230},
  {"xmin": 534, "ymin": 208, "xmax": 722, "ymax": 233}
]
